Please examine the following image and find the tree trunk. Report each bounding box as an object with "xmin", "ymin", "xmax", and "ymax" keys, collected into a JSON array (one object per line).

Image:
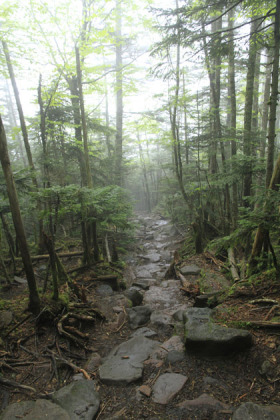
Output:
[
  {"xmin": 2, "ymin": 40, "xmax": 44, "ymax": 252},
  {"xmin": 228, "ymin": 8, "xmax": 238, "ymax": 229},
  {"xmin": 115, "ymin": 0, "xmax": 123, "ymax": 186},
  {"xmin": 243, "ymin": 18, "xmax": 259, "ymax": 204},
  {"xmin": 265, "ymin": 0, "xmax": 280, "ymax": 188},
  {"xmin": 0, "ymin": 115, "xmax": 40, "ymax": 314}
]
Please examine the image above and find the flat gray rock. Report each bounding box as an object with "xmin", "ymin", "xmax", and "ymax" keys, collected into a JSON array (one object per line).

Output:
[
  {"xmin": 52, "ymin": 379, "xmax": 100, "ymax": 420},
  {"xmin": 99, "ymin": 336, "xmax": 160, "ymax": 385},
  {"xmin": 180, "ymin": 265, "xmax": 201, "ymax": 276},
  {"xmin": 150, "ymin": 310, "xmax": 172, "ymax": 327},
  {"xmin": 128, "ymin": 305, "xmax": 151, "ymax": 329},
  {"xmin": 144, "ymin": 286, "xmax": 179, "ymax": 310},
  {"xmin": 184, "ymin": 307, "xmax": 253, "ymax": 356},
  {"xmin": 152, "ymin": 373, "xmax": 187, "ymax": 404},
  {"xmin": 0, "ymin": 399, "xmax": 70, "ymax": 420},
  {"xmin": 233, "ymin": 402, "xmax": 280, "ymax": 419},
  {"xmin": 99, "ymin": 355, "xmax": 143, "ymax": 385}
]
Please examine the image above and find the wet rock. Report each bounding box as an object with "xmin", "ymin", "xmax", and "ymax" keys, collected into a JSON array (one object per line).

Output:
[
  {"xmin": 99, "ymin": 336, "xmax": 160, "ymax": 385},
  {"xmin": 232, "ymin": 402, "xmax": 280, "ymax": 419},
  {"xmin": 127, "ymin": 305, "xmax": 152, "ymax": 329},
  {"xmin": 152, "ymin": 373, "xmax": 187, "ymax": 404},
  {"xmin": 52, "ymin": 379, "xmax": 100, "ymax": 420},
  {"xmin": 161, "ymin": 279, "xmax": 180, "ymax": 288},
  {"xmin": 130, "ymin": 327, "xmax": 157, "ymax": 338},
  {"xmin": 184, "ymin": 307, "xmax": 253, "ymax": 356},
  {"xmin": 178, "ymin": 393, "xmax": 230, "ymax": 411},
  {"xmin": 124, "ymin": 287, "xmax": 143, "ymax": 306},
  {"xmin": 0, "ymin": 399, "xmax": 70, "ymax": 420},
  {"xmin": 180, "ymin": 265, "xmax": 201, "ymax": 276},
  {"xmin": 0, "ymin": 311, "xmax": 13, "ymax": 329},
  {"xmin": 96, "ymin": 284, "xmax": 114, "ymax": 296}
]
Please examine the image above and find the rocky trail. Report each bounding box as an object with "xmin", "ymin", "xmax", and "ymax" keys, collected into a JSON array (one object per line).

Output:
[{"xmin": 1, "ymin": 213, "xmax": 280, "ymax": 419}]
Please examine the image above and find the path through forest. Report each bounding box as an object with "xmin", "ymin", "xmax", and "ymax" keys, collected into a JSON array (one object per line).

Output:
[{"xmin": 1, "ymin": 213, "xmax": 280, "ymax": 419}]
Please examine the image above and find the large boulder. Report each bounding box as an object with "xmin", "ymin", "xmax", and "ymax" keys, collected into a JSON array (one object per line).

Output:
[{"xmin": 183, "ymin": 308, "xmax": 253, "ymax": 357}]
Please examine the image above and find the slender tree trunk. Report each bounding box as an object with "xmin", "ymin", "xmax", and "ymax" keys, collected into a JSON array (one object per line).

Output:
[
  {"xmin": 75, "ymin": 46, "xmax": 99, "ymax": 262},
  {"xmin": 0, "ymin": 115, "xmax": 40, "ymax": 314},
  {"xmin": 260, "ymin": 49, "xmax": 273, "ymax": 159},
  {"xmin": 2, "ymin": 40, "xmax": 45, "ymax": 252},
  {"xmin": 266, "ymin": 1, "xmax": 280, "ymax": 188},
  {"xmin": 228, "ymin": 9, "xmax": 238, "ymax": 229},
  {"xmin": 115, "ymin": 0, "xmax": 123, "ymax": 186},
  {"xmin": 243, "ymin": 18, "xmax": 259, "ymax": 204}
]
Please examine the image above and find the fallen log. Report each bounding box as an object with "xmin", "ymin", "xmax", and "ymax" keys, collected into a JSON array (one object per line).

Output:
[
  {"xmin": 4, "ymin": 250, "xmax": 83, "ymax": 264},
  {"xmin": 248, "ymin": 320, "xmax": 280, "ymax": 328}
]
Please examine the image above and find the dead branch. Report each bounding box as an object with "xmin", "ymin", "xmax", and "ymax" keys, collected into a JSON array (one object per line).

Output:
[
  {"xmin": 0, "ymin": 376, "xmax": 36, "ymax": 392},
  {"xmin": 45, "ymin": 350, "xmax": 91, "ymax": 379}
]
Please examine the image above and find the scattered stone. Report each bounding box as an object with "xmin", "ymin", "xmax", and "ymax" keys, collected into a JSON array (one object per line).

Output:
[
  {"xmin": 180, "ymin": 265, "xmax": 201, "ymax": 276},
  {"xmin": 178, "ymin": 393, "xmax": 230, "ymax": 411},
  {"xmin": 232, "ymin": 402, "xmax": 280, "ymax": 419},
  {"xmin": 0, "ymin": 311, "xmax": 13, "ymax": 329},
  {"xmin": 152, "ymin": 373, "xmax": 187, "ymax": 404},
  {"xmin": 130, "ymin": 327, "xmax": 157, "ymax": 338},
  {"xmin": 127, "ymin": 305, "xmax": 152, "ymax": 329},
  {"xmin": 124, "ymin": 287, "xmax": 143, "ymax": 306},
  {"xmin": 52, "ymin": 379, "xmax": 100, "ymax": 420},
  {"xmin": 0, "ymin": 399, "xmax": 70, "ymax": 420},
  {"xmin": 96, "ymin": 284, "xmax": 114, "ymax": 296},
  {"xmin": 161, "ymin": 279, "xmax": 180, "ymax": 288},
  {"xmin": 84, "ymin": 352, "xmax": 102, "ymax": 371},
  {"xmin": 138, "ymin": 384, "xmax": 152, "ymax": 397},
  {"xmin": 259, "ymin": 360, "xmax": 273, "ymax": 377}
]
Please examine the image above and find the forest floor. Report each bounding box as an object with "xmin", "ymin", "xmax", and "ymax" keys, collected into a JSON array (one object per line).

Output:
[{"xmin": 1, "ymin": 213, "xmax": 280, "ymax": 419}]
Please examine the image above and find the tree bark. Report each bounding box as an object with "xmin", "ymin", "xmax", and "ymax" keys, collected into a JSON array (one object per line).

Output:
[
  {"xmin": 115, "ymin": 0, "xmax": 123, "ymax": 186},
  {"xmin": 243, "ymin": 18, "xmax": 259, "ymax": 204},
  {"xmin": 0, "ymin": 115, "xmax": 40, "ymax": 314}
]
